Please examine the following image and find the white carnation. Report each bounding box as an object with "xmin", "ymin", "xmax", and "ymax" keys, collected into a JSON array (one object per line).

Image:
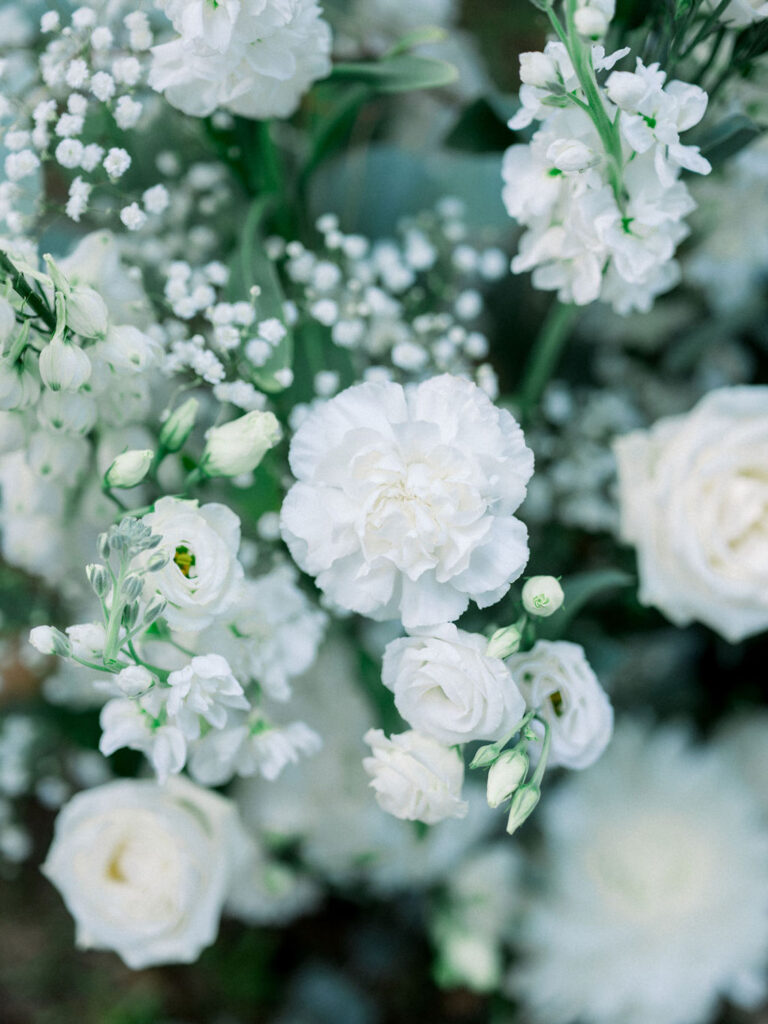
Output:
[
  {"xmin": 167, "ymin": 653, "xmax": 250, "ymax": 739},
  {"xmin": 281, "ymin": 375, "xmax": 534, "ymax": 630},
  {"xmin": 382, "ymin": 624, "xmax": 526, "ymax": 745},
  {"xmin": 363, "ymin": 728, "xmax": 468, "ymax": 825},
  {"xmin": 141, "ymin": 496, "xmax": 244, "ymax": 632},
  {"xmin": 615, "ymin": 387, "xmax": 768, "ymax": 643},
  {"xmin": 42, "ymin": 777, "xmax": 253, "ymax": 969},
  {"xmin": 510, "ymin": 722, "xmax": 768, "ymax": 1024},
  {"xmin": 149, "ymin": 0, "xmax": 332, "ymax": 120}
]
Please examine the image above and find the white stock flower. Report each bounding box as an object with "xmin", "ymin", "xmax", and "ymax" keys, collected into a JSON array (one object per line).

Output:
[
  {"xmin": 281, "ymin": 375, "xmax": 534, "ymax": 630},
  {"xmin": 104, "ymin": 449, "xmax": 153, "ymax": 488},
  {"xmin": 141, "ymin": 496, "xmax": 244, "ymax": 632},
  {"xmin": 381, "ymin": 624, "xmax": 526, "ymax": 745},
  {"xmin": 508, "ymin": 640, "xmax": 613, "ymax": 770},
  {"xmin": 363, "ymin": 728, "xmax": 468, "ymax": 825},
  {"xmin": 615, "ymin": 387, "xmax": 768, "ymax": 643},
  {"xmin": 194, "ymin": 564, "xmax": 327, "ymax": 701},
  {"xmin": 167, "ymin": 653, "xmax": 250, "ymax": 739},
  {"xmin": 510, "ymin": 722, "xmax": 768, "ymax": 1024},
  {"xmin": 99, "ymin": 690, "xmax": 187, "ymax": 783},
  {"xmin": 42, "ymin": 776, "xmax": 252, "ymax": 969},
  {"xmin": 149, "ymin": 0, "xmax": 332, "ymax": 120},
  {"xmin": 189, "ymin": 716, "xmax": 321, "ymax": 786}
]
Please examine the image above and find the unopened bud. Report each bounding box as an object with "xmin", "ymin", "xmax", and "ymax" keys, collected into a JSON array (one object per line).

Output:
[
  {"xmin": 143, "ymin": 596, "xmax": 167, "ymax": 626},
  {"xmin": 487, "ymin": 748, "xmax": 529, "ymax": 808},
  {"xmin": 86, "ymin": 563, "xmax": 110, "ymax": 598},
  {"xmin": 522, "ymin": 576, "xmax": 564, "ymax": 618},
  {"xmin": 122, "ymin": 574, "xmax": 144, "ymax": 601},
  {"xmin": 104, "ymin": 449, "xmax": 153, "ymax": 489},
  {"xmin": 39, "ymin": 338, "xmax": 91, "ymax": 392},
  {"xmin": 28, "ymin": 625, "xmax": 70, "ymax": 657},
  {"xmin": 114, "ymin": 665, "xmax": 154, "ymax": 697},
  {"xmin": 146, "ymin": 550, "xmax": 169, "ymax": 572},
  {"xmin": 121, "ymin": 601, "xmax": 140, "ymax": 630},
  {"xmin": 201, "ymin": 410, "xmax": 282, "ymax": 477},
  {"xmin": 66, "ymin": 285, "xmax": 109, "ymax": 339},
  {"xmin": 97, "ymin": 532, "xmax": 110, "ymax": 559},
  {"xmin": 486, "ymin": 625, "xmax": 523, "ymax": 659},
  {"xmin": 159, "ymin": 397, "xmax": 198, "ymax": 453},
  {"xmin": 574, "ymin": 6, "xmax": 610, "ymax": 38},
  {"xmin": 470, "ymin": 740, "xmax": 504, "ymax": 769},
  {"xmin": 506, "ymin": 784, "xmax": 541, "ymax": 836},
  {"xmin": 519, "ymin": 50, "xmax": 559, "ymax": 88}
]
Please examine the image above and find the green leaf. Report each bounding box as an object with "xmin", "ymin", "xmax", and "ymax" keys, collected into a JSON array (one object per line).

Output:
[
  {"xmin": 385, "ymin": 25, "xmax": 449, "ymax": 57},
  {"xmin": 231, "ymin": 197, "xmax": 293, "ymax": 394},
  {"xmin": 330, "ymin": 53, "xmax": 459, "ymax": 94},
  {"xmin": 300, "ymin": 84, "xmax": 372, "ymax": 189},
  {"xmin": 733, "ymin": 19, "xmax": 768, "ymax": 63},
  {"xmin": 537, "ymin": 569, "xmax": 635, "ymax": 640},
  {"xmin": 700, "ymin": 115, "xmax": 764, "ymax": 168}
]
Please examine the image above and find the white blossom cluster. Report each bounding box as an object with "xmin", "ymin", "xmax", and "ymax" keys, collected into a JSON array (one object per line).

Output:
[
  {"xmin": 274, "ymin": 204, "xmax": 507, "ymax": 395},
  {"xmin": 504, "ymin": 37, "xmax": 712, "ymax": 313}
]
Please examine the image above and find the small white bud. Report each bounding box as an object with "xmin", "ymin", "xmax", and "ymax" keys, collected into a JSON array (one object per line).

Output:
[
  {"xmin": 85, "ymin": 563, "xmax": 110, "ymax": 598},
  {"xmin": 122, "ymin": 574, "xmax": 144, "ymax": 601},
  {"xmin": 506, "ymin": 784, "xmax": 540, "ymax": 835},
  {"xmin": 486, "ymin": 625, "xmax": 523, "ymax": 659},
  {"xmin": 66, "ymin": 286, "xmax": 109, "ymax": 338},
  {"xmin": 486, "ymin": 748, "xmax": 529, "ymax": 808},
  {"xmin": 574, "ymin": 6, "xmax": 610, "ymax": 37},
  {"xmin": 104, "ymin": 449, "xmax": 153, "ymax": 489},
  {"xmin": 29, "ymin": 625, "xmax": 70, "ymax": 657},
  {"xmin": 522, "ymin": 576, "xmax": 565, "ymax": 618},
  {"xmin": 39, "ymin": 338, "xmax": 91, "ymax": 391},
  {"xmin": 519, "ymin": 51, "xmax": 559, "ymax": 88},
  {"xmin": 159, "ymin": 398, "xmax": 198, "ymax": 453},
  {"xmin": 201, "ymin": 410, "xmax": 282, "ymax": 477},
  {"xmin": 114, "ymin": 665, "xmax": 153, "ymax": 697}
]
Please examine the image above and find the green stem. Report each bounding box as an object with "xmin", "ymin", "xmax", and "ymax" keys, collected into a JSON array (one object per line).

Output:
[
  {"xmin": 0, "ymin": 251, "xmax": 56, "ymax": 332},
  {"xmin": 518, "ymin": 301, "xmax": 579, "ymax": 418},
  {"xmin": 531, "ymin": 718, "xmax": 552, "ymax": 788},
  {"xmin": 103, "ymin": 559, "xmax": 128, "ymax": 664}
]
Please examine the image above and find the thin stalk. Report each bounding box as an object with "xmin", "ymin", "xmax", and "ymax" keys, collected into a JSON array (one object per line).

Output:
[
  {"xmin": 518, "ymin": 301, "xmax": 579, "ymax": 418},
  {"xmin": 531, "ymin": 718, "xmax": 552, "ymax": 788},
  {"xmin": 0, "ymin": 251, "xmax": 56, "ymax": 332}
]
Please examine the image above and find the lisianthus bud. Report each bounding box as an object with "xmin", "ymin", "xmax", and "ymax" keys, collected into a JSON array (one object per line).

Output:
[
  {"xmin": 506, "ymin": 784, "xmax": 540, "ymax": 835},
  {"xmin": 159, "ymin": 398, "xmax": 198, "ymax": 453},
  {"xmin": 39, "ymin": 338, "xmax": 91, "ymax": 391},
  {"xmin": 201, "ymin": 410, "xmax": 281, "ymax": 477},
  {"xmin": 104, "ymin": 449, "xmax": 153, "ymax": 489},
  {"xmin": 522, "ymin": 576, "xmax": 564, "ymax": 618},
  {"xmin": 487, "ymin": 748, "xmax": 529, "ymax": 808},
  {"xmin": 66, "ymin": 286, "xmax": 109, "ymax": 338},
  {"xmin": 486, "ymin": 624, "xmax": 523, "ymax": 659},
  {"xmin": 29, "ymin": 625, "xmax": 70, "ymax": 657}
]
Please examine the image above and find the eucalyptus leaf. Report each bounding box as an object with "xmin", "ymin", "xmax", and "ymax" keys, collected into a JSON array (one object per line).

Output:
[{"xmin": 330, "ymin": 54, "xmax": 459, "ymax": 94}]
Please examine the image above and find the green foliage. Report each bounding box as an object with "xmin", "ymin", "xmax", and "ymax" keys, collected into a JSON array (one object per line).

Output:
[
  {"xmin": 537, "ymin": 569, "xmax": 635, "ymax": 640},
  {"xmin": 329, "ymin": 53, "xmax": 459, "ymax": 93}
]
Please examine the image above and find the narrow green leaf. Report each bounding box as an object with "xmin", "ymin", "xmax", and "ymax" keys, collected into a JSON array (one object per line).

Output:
[
  {"xmin": 385, "ymin": 25, "xmax": 449, "ymax": 57},
  {"xmin": 330, "ymin": 54, "xmax": 459, "ymax": 94},
  {"xmin": 537, "ymin": 569, "xmax": 635, "ymax": 640}
]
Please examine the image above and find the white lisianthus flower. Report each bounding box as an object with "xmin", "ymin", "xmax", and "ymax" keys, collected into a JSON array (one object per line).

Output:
[
  {"xmin": 614, "ymin": 387, "xmax": 768, "ymax": 643},
  {"xmin": 201, "ymin": 410, "xmax": 282, "ymax": 477},
  {"xmin": 149, "ymin": 0, "xmax": 332, "ymax": 120},
  {"xmin": 381, "ymin": 625, "xmax": 526, "ymax": 746},
  {"xmin": 42, "ymin": 776, "xmax": 253, "ymax": 969},
  {"xmin": 167, "ymin": 653, "xmax": 250, "ymax": 739},
  {"xmin": 508, "ymin": 640, "xmax": 613, "ymax": 770},
  {"xmin": 281, "ymin": 375, "xmax": 534, "ymax": 630},
  {"xmin": 510, "ymin": 722, "xmax": 768, "ymax": 1024},
  {"xmin": 363, "ymin": 728, "xmax": 468, "ymax": 825},
  {"xmin": 141, "ymin": 496, "xmax": 244, "ymax": 632}
]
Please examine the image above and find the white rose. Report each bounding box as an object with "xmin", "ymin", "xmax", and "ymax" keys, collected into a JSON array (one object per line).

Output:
[
  {"xmin": 281, "ymin": 375, "xmax": 534, "ymax": 630},
  {"xmin": 381, "ymin": 624, "xmax": 526, "ymax": 745},
  {"xmin": 362, "ymin": 728, "xmax": 468, "ymax": 825},
  {"xmin": 141, "ymin": 496, "xmax": 244, "ymax": 631},
  {"xmin": 508, "ymin": 640, "xmax": 613, "ymax": 770},
  {"xmin": 42, "ymin": 776, "xmax": 252, "ymax": 969},
  {"xmin": 614, "ymin": 387, "xmax": 768, "ymax": 643}
]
